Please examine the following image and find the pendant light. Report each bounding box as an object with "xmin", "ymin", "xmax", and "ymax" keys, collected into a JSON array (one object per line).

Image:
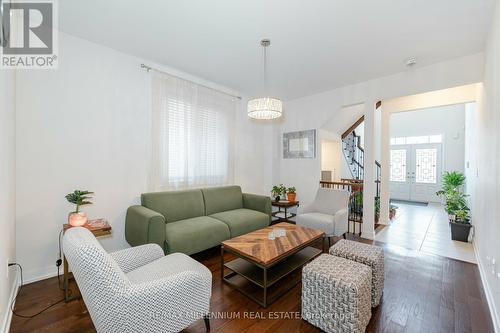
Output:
[{"xmin": 247, "ymin": 39, "xmax": 283, "ymax": 120}]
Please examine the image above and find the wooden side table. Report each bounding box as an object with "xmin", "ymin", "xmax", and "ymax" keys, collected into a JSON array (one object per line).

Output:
[
  {"xmin": 63, "ymin": 220, "xmax": 112, "ymax": 302},
  {"xmin": 271, "ymin": 200, "xmax": 300, "ymax": 224}
]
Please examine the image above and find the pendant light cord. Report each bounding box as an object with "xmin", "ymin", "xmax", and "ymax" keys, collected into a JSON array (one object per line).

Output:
[{"xmin": 263, "ymin": 44, "xmax": 268, "ymax": 94}]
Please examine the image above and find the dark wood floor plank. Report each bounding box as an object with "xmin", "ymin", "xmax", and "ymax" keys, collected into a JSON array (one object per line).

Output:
[{"xmin": 9, "ymin": 235, "xmax": 495, "ymax": 333}]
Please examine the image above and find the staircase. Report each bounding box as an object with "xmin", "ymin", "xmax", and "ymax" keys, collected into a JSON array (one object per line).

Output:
[
  {"xmin": 343, "ymin": 129, "xmax": 365, "ymax": 180},
  {"xmin": 340, "ymin": 115, "xmax": 381, "ymax": 193},
  {"xmin": 320, "ymin": 115, "xmax": 382, "ymax": 234}
]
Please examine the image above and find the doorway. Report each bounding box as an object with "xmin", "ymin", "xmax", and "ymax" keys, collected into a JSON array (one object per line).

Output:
[
  {"xmin": 390, "ymin": 141, "xmax": 442, "ymax": 202},
  {"xmin": 375, "ymin": 85, "xmax": 478, "ymax": 263}
]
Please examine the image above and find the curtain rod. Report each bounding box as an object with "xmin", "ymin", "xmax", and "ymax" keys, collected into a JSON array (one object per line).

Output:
[{"xmin": 140, "ymin": 63, "xmax": 242, "ymax": 100}]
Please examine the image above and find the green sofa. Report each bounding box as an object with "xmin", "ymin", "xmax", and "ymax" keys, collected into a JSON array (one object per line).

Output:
[{"xmin": 125, "ymin": 185, "xmax": 271, "ymax": 255}]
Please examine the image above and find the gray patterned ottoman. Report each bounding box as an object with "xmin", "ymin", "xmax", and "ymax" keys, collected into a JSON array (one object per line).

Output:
[
  {"xmin": 329, "ymin": 239, "xmax": 384, "ymax": 307},
  {"xmin": 302, "ymin": 254, "xmax": 372, "ymax": 333}
]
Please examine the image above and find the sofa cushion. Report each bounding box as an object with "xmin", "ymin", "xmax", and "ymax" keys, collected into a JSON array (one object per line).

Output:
[
  {"xmin": 165, "ymin": 216, "xmax": 230, "ymax": 255},
  {"xmin": 141, "ymin": 189, "xmax": 205, "ymax": 223},
  {"xmin": 210, "ymin": 208, "xmax": 269, "ymax": 237},
  {"xmin": 202, "ymin": 186, "xmax": 243, "ymax": 215},
  {"xmin": 296, "ymin": 212, "xmax": 335, "ymax": 235}
]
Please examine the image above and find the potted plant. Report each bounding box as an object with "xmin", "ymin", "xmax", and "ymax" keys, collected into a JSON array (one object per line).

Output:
[
  {"xmin": 436, "ymin": 171, "xmax": 472, "ymax": 242},
  {"xmin": 271, "ymin": 184, "xmax": 286, "ymax": 202},
  {"xmin": 437, "ymin": 171, "xmax": 466, "ymax": 217},
  {"xmin": 444, "ymin": 189, "xmax": 469, "ymax": 216},
  {"xmin": 441, "ymin": 171, "xmax": 466, "ymax": 191},
  {"xmin": 389, "ymin": 204, "xmax": 398, "ymax": 220},
  {"xmin": 287, "ymin": 187, "xmax": 297, "ymax": 202},
  {"xmin": 373, "ymin": 197, "xmax": 398, "ymax": 223},
  {"xmin": 374, "ymin": 196, "xmax": 380, "ymax": 224},
  {"xmin": 66, "ymin": 190, "xmax": 94, "ymax": 226},
  {"xmin": 449, "ymin": 209, "xmax": 472, "ymax": 242},
  {"xmin": 351, "ymin": 191, "xmax": 363, "ymax": 215}
]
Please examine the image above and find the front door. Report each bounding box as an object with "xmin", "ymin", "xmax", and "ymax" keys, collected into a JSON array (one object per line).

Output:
[
  {"xmin": 389, "ymin": 146, "xmax": 410, "ymax": 200},
  {"xmin": 390, "ymin": 143, "xmax": 442, "ymax": 203}
]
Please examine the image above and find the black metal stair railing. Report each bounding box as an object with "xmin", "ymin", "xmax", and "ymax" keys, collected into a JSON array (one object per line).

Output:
[
  {"xmin": 339, "ymin": 120, "xmax": 382, "ymax": 231},
  {"xmin": 319, "ymin": 181, "xmax": 363, "ymax": 235}
]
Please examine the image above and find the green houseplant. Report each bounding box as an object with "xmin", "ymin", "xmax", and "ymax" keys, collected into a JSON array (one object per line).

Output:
[
  {"xmin": 66, "ymin": 190, "xmax": 94, "ymax": 226},
  {"xmin": 436, "ymin": 171, "xmax": 469, "ymax": 215},
  {"xmin": 436, "ymin": 171, "xmax": 472, "ymax": 242},
  {"xmin": 271, "ymin": 184, "xmax": 286, "ymax": 202},
  {"xmin": 351, "ymin": 191, "xmax": 363, "ymax": 215},
  {"xmin": 454, "ymin": 209, "xmax": 470, "ymax": 223},
  {"xmin": 287, "ymin": 186, "xmax": 297, "ymax": 202},
  {"xmin": 442, "ymin": 171, "xmax": 466, "ymax": 192},
  {"xmin": 374, "ymin": 196, "xmax": 398, "ymax": 224},
  {"xmin": 443, "ymin": 189, "xmax": 469, "ymax": 215}
]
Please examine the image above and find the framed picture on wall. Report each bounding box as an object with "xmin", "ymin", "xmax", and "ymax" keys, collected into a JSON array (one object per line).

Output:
[{"xmin": 283, "ymin": 129, "xmax": 316, "ymax": 158}]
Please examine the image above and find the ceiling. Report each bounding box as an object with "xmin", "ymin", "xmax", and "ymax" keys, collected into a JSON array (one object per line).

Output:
[{"xmin": 59, "ymin": 0, "xmax": 495, "ymax": 100}]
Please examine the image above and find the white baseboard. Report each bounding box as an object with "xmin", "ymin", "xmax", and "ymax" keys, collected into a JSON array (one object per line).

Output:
[
  {"xmin": 474, "ymin": 242, "xmax": 500, "ymax": 333},
  {"xmin": 1, "ymin": 273, "xmax": 20, "ymax": 333},
  {"xmin": 23, "ymin": 266, "xmax": 59, "ymax": 285}
]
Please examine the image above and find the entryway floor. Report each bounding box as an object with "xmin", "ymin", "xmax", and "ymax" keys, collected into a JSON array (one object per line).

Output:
[{"xmin": 375, "ymin": 202, "xmax": 476, "ymax": 263}]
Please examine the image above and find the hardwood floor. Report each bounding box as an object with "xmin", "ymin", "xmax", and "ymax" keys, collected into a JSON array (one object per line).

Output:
[{"xmin": 10, "ymin": 236, "xmax": 494, "ymax": 333}]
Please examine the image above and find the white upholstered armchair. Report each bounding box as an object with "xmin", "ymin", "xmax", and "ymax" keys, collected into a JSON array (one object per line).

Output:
[
  {"xmin": 296, "ymin": 188, "xmax": 349, "ymax": 243},
  {"xmin": 63, "ymin": 227, "xmax": 212, "ymax": 333}
]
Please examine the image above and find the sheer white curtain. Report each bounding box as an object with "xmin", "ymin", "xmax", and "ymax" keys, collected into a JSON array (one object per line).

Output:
[{"xmin": 150, "ymin": 70, "xmax": 236, "ymax": 190}]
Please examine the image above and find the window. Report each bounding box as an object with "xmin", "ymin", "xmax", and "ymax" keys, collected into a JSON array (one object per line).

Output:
[
  {"xmin": 390, "ymin": 149, "xmax": 407, "ymax": 182},
  {"xmin": 390, "ymin": 134, "xmax": 442, "ymax": 145},
  {"xmin": 415, "ymin": 148, "xmax": 438, "ymax": 184},
  {"xmin": 150, "ymin": 71, "xmax": 236, "ymax": 190}
]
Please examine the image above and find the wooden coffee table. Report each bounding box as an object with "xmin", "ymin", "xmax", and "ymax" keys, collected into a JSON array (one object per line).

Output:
[{"xmin": 221, "ymin": 222, "xmax": 324, "ymax": 307}]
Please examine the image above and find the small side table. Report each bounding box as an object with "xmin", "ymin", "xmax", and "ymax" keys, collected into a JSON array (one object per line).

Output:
[
  {"xmin": 63, "ymin": 220, "xmax": 112, "ymax": 302},
  {"xmin": 271, "ymin": 200, "xmax": 300, "ymax": 224}
]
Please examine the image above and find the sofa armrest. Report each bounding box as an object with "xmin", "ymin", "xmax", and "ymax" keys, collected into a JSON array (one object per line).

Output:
[
  {"xmin": 110, "ymin": 244, "xmax": 165, "ymax": 273},
  {"xmin": 125, "ymin": 205, "xmax": 166, "ymax": 252},
  {"xmin": 242, "ymin": 193, "xmax": 271, "ymax": 216}
]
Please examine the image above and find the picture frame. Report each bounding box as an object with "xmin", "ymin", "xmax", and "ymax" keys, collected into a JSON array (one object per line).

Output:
[{"xmin": 283, "ymin": 129, "xmax": 316, "ymax": 159}]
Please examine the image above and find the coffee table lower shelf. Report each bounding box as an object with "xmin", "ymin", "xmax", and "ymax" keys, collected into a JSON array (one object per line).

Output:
[{"xmin": 222, "ymin": 246, "xmax": 322, "ymax": 307}]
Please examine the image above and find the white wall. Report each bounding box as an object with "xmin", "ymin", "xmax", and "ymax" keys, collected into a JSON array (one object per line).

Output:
[
  {"xmin": 16, "ymin": 32, "xmax": 272, "ymax": 282},
  {"xmin": 390, "ymin": 104, "xmax": 466, "ymax": 174},
  {"xmin": 472, "ymin": 1, "xmax": 500, "ymax": 330},
  {"xmin": 354, "ymin": 122, "xmax": 365, "ymax": 149},
  {"xmin": 320, "ymin": 141, "xmax": 336, "ymax": 179},
  {"xmin": 0, "ymin": 69, "xmax": 16, "ymax": 331},
  {"xmin": 464, "ymin": 102, "xmax": 477, "ymax": 198},
  {"xmin": 318, "ymin": 129, "xmax": 342, "ymax": 182},
  {"xmin": 274, "ymin": 52, "xmax": 484, "ymax": 239},
  {"xmin": 319, "ymin": 103, "xmax": 366, "ymax": 181}
]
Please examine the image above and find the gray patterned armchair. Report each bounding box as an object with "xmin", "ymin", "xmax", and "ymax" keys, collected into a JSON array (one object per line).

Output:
[{"xmin": 63, "ymin": 227, "xmax": 212, "ymax": 333}]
